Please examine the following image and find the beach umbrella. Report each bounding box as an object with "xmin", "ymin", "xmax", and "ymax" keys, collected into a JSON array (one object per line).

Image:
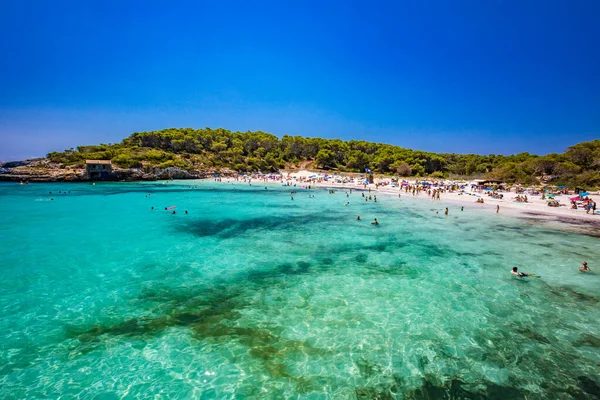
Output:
[
  {"xmin": 580, "ymin": 192, "xmax": 589, "ymax": 197},
  {"xmin": 557, "ymin": 185, "xmax": 565, "ymax": 189}
]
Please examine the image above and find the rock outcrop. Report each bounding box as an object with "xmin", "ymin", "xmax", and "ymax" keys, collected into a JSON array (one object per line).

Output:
[{"xmin": 0, "ymin": 159, "xmax": 212, "ymax": 182}]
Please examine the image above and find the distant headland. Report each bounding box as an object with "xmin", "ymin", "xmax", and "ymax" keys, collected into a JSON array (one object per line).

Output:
[{"xmin": 1, "ymin": 128, "xmax": 598, "ymax": 189}]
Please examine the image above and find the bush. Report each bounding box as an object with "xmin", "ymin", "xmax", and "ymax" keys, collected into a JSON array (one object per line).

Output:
[{"xmin": 112, "ymin": 154, "xmax": 142, "ymax": 168}]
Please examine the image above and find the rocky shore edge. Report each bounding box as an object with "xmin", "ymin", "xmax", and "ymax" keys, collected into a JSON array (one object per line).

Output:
[{"xmin": 0, "ymin": 159, "xmax": 225, "ymax": 182}]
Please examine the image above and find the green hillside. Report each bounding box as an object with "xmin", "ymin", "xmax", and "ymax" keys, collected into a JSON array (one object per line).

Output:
[{"xmin": 47, "ymin": 128, "xmax": 600, "ymax": 188}]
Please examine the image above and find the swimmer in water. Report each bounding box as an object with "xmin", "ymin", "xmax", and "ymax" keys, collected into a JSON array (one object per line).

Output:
[
  {"xmin": 444, "ymin": 207, "xmax": 448, "ymax": 215},
  {"xmin": 511, "ymin": 266, "xmax": 540, "ymax": 278},
  {"xmin": 580, "ymin": 261, "xmax": 590, "ymax": 272},
  {"xmin": 356, "ymin": 216, "xmax": 361, "ymax": 220},
  {"xmin": 372, "ymin": 218, "xmax": 379, "ymax": 225}
]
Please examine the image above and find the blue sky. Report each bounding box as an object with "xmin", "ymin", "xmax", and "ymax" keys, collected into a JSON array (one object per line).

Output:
[{"xmin": 1, "ymin": 0, "xmax": 599, "ymax": 161}]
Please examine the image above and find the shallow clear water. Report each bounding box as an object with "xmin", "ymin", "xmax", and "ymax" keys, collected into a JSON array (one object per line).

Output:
[{"xmin": 0, "ymin": 181, "xmax": 599, "ymax": 399}]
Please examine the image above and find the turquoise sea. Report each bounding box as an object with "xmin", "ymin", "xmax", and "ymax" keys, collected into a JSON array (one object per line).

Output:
[{"xmin": 0, "ymin": 181, "xmax": 599, "ymax": 399}]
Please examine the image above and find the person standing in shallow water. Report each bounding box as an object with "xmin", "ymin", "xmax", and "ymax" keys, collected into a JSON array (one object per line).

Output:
[
  {"xmin": 444, "ymin": 208, "xmax": 448, "ymax": 215},
  {"xmin": 497, "ymin": 205, "xmax": 500, "ymax": 213},
  {"xmin": 580, "ymin": 261, "xmax": 590, "ymax": 272}
]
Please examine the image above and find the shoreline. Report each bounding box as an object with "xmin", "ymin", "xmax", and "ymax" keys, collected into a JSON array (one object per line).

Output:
[
  {"xmin": 189, "ymin": 176, "xmax": 600, "ymax": 237},
  {"xmin": 225, "ymin": 177, "xmax": 600, "ymax": 234},
  {"xmin": 4, "ymin": 175, "xmax": 599, "ymax": 229},
  {"xmin": 287, "ymin": 179, "xmax": 600, "ymax": 224}
]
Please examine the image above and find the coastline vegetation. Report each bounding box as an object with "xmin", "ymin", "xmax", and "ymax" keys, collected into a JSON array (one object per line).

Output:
[{"xmin": 46, "ymin": 128, "xmax": 600, "ymax": 188}]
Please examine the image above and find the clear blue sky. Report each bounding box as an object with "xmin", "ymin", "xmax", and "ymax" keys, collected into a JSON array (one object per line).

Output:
[{"xmin": 1, "ymin": 0, "xmax": 599, "ymax": 161}]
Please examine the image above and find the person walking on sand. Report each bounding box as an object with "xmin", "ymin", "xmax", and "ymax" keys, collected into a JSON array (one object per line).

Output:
[{"xmin": 580, "ymin": 261, "xmax": 590, "ymax": 272}]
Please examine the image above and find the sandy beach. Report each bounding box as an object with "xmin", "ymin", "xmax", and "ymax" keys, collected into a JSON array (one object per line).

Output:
[{"xmin": 221, "ymin": 170, "xmax": 600, "ymax": 234}]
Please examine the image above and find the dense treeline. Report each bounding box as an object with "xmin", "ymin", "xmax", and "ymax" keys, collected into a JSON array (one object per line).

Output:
[{"xmin": 47, "ymin": 127, "xmax": 600, "ymax": 188}]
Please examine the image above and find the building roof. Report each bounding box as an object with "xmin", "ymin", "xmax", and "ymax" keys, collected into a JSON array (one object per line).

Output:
[{"xmin": 85, "ymin": 160, "xmax": 112, "ymax": 165}]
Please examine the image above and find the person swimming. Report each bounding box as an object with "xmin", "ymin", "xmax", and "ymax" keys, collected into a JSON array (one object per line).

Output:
[
  {"xmin": 511, "ymin": 266, "xmax": 540, "ymax": 278},
  {"xmin": 372, "ymin": 218, "xmax": 379, "ymax": 225},
  {"xmin": 580, "ymin": 261, "xmax": 590, "ymax": 272},
  {"xmin": 356, "ymin": 216, "xmax": 361, "ymax": 220}
]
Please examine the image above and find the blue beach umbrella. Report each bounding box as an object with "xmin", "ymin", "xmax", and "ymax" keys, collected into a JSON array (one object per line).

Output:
[
  {"xmin": 579, "ymin": 192, "xmax": 589, "ymax": 197},
  {"xmin": 557, "ymin": 186, "xmax": 565, "ymax": 189}
]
